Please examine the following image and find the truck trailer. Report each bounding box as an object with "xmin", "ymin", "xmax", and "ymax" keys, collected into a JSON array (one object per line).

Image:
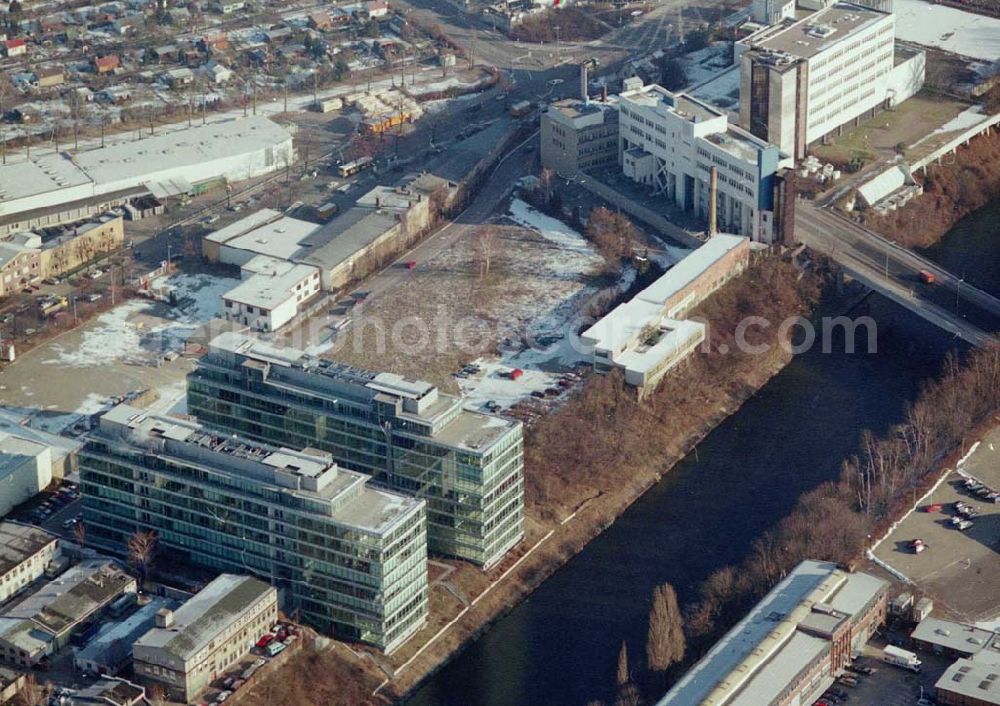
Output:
[{"xmin": 882, "ymin": 645, "xmax": 921, "ymax": 672}]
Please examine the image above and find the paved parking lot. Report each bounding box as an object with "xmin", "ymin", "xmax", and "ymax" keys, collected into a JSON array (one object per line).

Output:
[
  {"xmin": 827, "ymin": 646, "xmax": 953, "ymax": 706},
  {"xmin": 873, "ymin": 425, "xmax": 1000, "ymax": 622}
]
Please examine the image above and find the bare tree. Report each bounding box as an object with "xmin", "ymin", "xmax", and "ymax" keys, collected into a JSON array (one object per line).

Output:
[
  {"xmin": 646, "ymin": 582, "xmax": 685, "ymax": 689},
  {"xmin": 147, "ymin": 683, "xmax": 168, "ymax": 706},
  {"xmin": 127, "ymin": 529, "xmax": 158, "ymax": 588},
  {"xmin": 474, "ymin": 226, "xmax": 499, "ymax": 279},
  {"xmin": 616, "ymin": 640, "xmax": 630, "ymax": 687},
  {"xmin": 72, "ymin": 521, "xmax": 86, "ymax": 551},
  {"xmin": 615, "ymin": 682, "xmax": 642, "ymax": 706},
  {"xmin": 20, "ymin": 674, "xmax": 53, "ymax": 706}
]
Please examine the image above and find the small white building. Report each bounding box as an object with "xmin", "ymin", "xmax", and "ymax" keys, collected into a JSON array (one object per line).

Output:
[
  {"xmin": 581, "ymin": 235, "xmax": 749, "ymax": 395},
  {"xmin": 222, "ymin": 256, "xmax": 321, "ymax": 332},
  {"xmin": 0, "ymin": 433, "xmax": 53, "ymax": 518},
  {"xmin": 0, "ymin": 523, "xmax": 60, "ymax": 606},
  {"xmin": 133, "ymin": 575, "xmax": 277, "ymax": 703}
]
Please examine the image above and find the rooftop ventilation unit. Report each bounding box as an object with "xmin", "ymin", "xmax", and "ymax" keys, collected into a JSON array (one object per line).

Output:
[{"xmin": 806, "ymin": 24, "xmax": 836, "ymax": 38}]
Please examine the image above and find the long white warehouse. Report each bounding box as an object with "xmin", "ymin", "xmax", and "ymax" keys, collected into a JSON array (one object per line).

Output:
[{"xmin": 0, "ymin": 116, "xmax": 294, "ymax": 226}]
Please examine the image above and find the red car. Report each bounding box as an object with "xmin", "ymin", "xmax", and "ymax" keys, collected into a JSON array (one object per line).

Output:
[
  {"xmin": 923, "ymin": 503, "xmax": 943, "ymax": 513},
  {"xmin": 256, "ymin": 634, "xmax": 275, "ymax": 649}
]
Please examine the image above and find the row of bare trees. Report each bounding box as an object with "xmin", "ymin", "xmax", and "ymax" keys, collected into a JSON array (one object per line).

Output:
[
  {"xmin": 843, "ymin": 345, "xmax": 1000, "ymax": 523},
  {"xmin": 683, "ymin": 344, "xmax": 1000, "ymax": 656}
]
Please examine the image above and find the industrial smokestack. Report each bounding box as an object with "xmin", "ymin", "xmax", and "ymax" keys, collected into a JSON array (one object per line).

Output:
[
  {"xmin": 601, "ymin": 84, "xmax": 608, "ymax": 103},
  {"xmin": 580, "ymin": 63, "xmax": 589, "ymax": 104},
  {"xmin": 708, "ymin": 167, "xmax": 718, "ymax": 237}
]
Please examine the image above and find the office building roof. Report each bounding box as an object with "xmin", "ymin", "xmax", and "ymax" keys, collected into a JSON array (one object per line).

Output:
[
  {"xmin": 74, "ymin": 678, "xmax": 147, "ymax": 706},
  {"xmin": 0, "ymin": 523, "xmax": 57, "ymax": 577},
  {"xmin": 622, "ymin": 84, "xmax": 723, "ymax": 124},
  {"xmin": 546, "ymin": 99, "xmax": 618, "ymax": 129},
  {"xmin": 743, "ymin": 3, "xmax": 889, "ymax": 60},
  {"xmin": 134, "ymin": 575, "xmax": 274, "ymax": 662},
  {"xmin": 936, "ymin": 658, "xmax": 1000, "ymax": 705},
  {"xmin": 0, "ymin": 432, "xmax": 50, "ymax": 479},
  {"xmin": 0, "ymin": 560, "xmax": 134, "ymax": 654},
  {"xmin": 0, "ymin": 409, "xmax": 82, "ymax": 466},
  {"xmin": 617, "ymin": 319, "xmax": 706, "ymax": 374},
  {"xmin": 912, "ymin": 618, "xmax": 998, "ymax": 656},
  {"xmin": 97, "ymin": 404, "xmax": 422, "ymax": 534},
  {"xmin": 658, "ymin": 560, "xmax": 888, "ymax": 706},
  {"xmin": 205, "ymin": 209, "xmax": 320, "ymax": 261},
  {"xmin": 204, "ymin": 332, "xmax": 520, "ymax": 453},
  {"xmin": 300, "ymin": 207, "xmax": 400, "ymax": 271},
  {"xmin": 582, "ymin": 298, "xmax": 666, "ymax": 353},
  {"xmin": 705, "ymin": 127, "xmax": 775, "ymax": 164},
  {"xmin": 223, "ymin": 257, "xmax": 318, "ymax": 310},
  {"xmin": 728, "ymin": 631, "xmax": 829, "ymax": 706}
]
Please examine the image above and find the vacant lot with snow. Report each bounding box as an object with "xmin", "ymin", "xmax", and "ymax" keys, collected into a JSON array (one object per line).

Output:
[
  {"xmin": 0, "ymin": 270, "xmax": 235, "ymax": 432},
  {"xmin": 327, "ymin": 200, "xmax": 608, "ymax": 406}
]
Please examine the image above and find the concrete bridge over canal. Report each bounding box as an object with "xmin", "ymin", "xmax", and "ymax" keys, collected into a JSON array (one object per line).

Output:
[{"xmin": 795, "ymin": 201, "xmax": 1000, "ymax": 347}]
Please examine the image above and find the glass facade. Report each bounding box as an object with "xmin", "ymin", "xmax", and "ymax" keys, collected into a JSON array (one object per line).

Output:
[
  {"xmin": 186, "ymin": 352, "xmax": 525, "ymax": 568},
  {"xmin": 79, "ymin": 432, "xmax": 428, "ymax": 653}
]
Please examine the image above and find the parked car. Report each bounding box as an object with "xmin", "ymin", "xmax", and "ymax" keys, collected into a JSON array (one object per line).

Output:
[{"xmin": 255, "ymin": 634, "xmax": 275, "ymax": 649}]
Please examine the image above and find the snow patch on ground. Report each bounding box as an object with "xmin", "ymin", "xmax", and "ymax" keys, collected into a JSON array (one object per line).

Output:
[
  {"xmin": 456, "ymin": 205, "xmax": 603, "ymax": 410},
  {"xmin": 894, "ymin": 0, "xmax": 1000, "ymax": 60},
  {"xmin": 680, "ymin": 42, "xmax": 735, "ymax": 87},
  {"xmin": 936, "ymin": 105, "xmax": 989, "ymax": 134},
  {"xmin": 507, "ymin": 199, "xmax": 594, "ymax": 254},
  {"xmin": 43, "ymin": 273, "xmax": 237, "ymax": 368}
]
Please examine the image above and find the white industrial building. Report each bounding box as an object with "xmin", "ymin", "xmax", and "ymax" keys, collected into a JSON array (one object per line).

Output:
[
  {"xmin": 657, "ymin": 560, "xmax": 889, "ymax": 706},
  {"xmin": 222, "ymin": 255, "xmax": 322, "ymax": 332},
  {"xmin": 0, "ymin": 117, "xmax": 295, "ymax": 228},
  {"xmin": 581, "ymin": 235, "xmax": 749, "ymax": 394},
  {"xmin": 619, "ymin": 80, "xmax": 791, "ymax": 242},
  {"xmin": 0, "ymin": 433, "xmax": 53, "ymax": 518},
  {"xmin": 202, "ymin": 209, "xmax": 320, "ymax": 267},
  {"xmin": 737, "ymin": 2, "xmax": 925, "ymax": 158}
]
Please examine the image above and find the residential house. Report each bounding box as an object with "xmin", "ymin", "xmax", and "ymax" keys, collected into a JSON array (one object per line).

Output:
[
  {"xmin": 2, "ymin": 40, "xmax": 26, "ymax": 58},
  {"xmin": 92, "ymin": 54, "xmax": 120, "ymax": 74}
]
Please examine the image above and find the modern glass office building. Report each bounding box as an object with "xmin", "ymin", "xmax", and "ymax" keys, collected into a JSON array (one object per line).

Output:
[
  {"xmin": 80, "ymin": 404, "xmax": 428, "ymax": 653},
  {"xmin": 186, "ymin": 332, "xmax": 524, "ymax": 568}
]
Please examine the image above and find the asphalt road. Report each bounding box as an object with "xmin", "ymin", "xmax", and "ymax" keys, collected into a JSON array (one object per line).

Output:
[{"xmin": 795, "ymin": 201, "xmax": 1000, "ymax": 344}]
